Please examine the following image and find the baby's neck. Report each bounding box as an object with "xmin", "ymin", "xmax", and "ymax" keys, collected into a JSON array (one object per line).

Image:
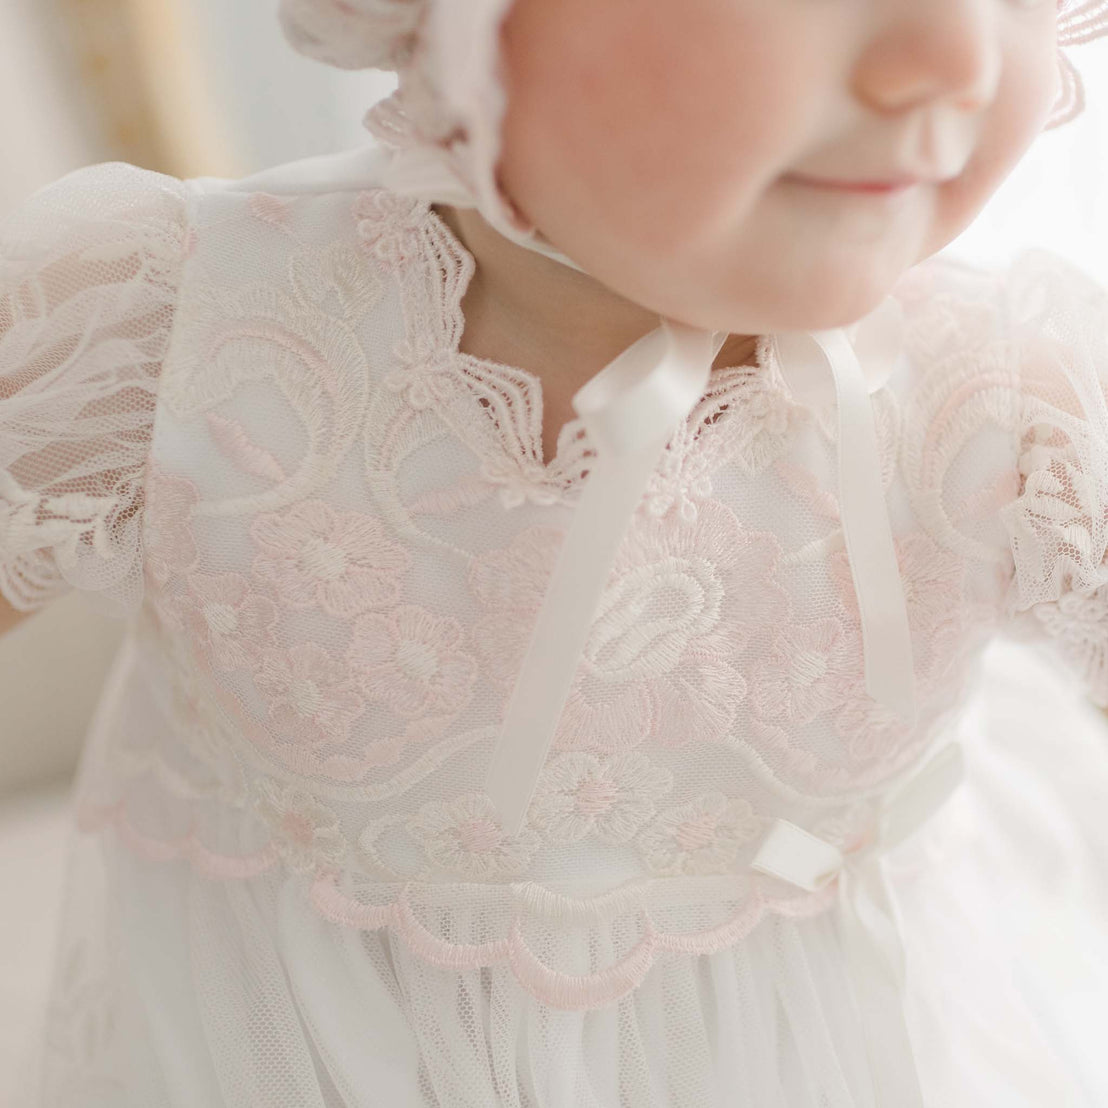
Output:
[{"xmin": 433, "ymin": 204, "xmax": 759, "ymax": 382}]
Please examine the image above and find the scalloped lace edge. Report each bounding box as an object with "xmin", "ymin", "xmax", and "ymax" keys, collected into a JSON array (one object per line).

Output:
[{"xmin": 77, "ymin": 798, "xmax": 837, "ymax": 1010}]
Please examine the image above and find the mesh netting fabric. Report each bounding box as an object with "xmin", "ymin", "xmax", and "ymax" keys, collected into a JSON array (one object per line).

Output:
[
  {"xmin": 23, "ymin": 684, "xmax": 1108, "ymax": 1107},
  {"xmin": 0, "ymin": 162, "xmax": 191, "ymax": 618},
  {"xmin": 8, "ymin": 153, "xmax": 1108, "ymax": 1105}
]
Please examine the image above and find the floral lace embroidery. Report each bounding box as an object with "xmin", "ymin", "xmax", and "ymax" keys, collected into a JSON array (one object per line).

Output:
[
  {"xmin": 637, "ymin": 793, "xmax": 763, "ymax": 877},
  {"xmin": 254, "ymin": 641, "xmax": 366, "ymax": 750},
  {"xmin": 469, "ymin": 500, "xmax": 790, "ymax": 753},
  {"xmin": 251, "ymin": 778, "xmax": 349, "ymax": 874},
  {"xmin": 360, "ymin": 189, "xmax": 801, "ymax": 512},
  {"xmin": 349, "ymin": 606, "xmax": 476, "ymax": 712},
  {"xmin": 251, "ymin": 498, "xmax": 412, "ymax": 616},
  {"xmin": 51, "ymin": 187, "xmax": 1108, "ymax": 1014},
  {"xmin": 407, "ymin": 793, "xmax": 544, "ymax": 880},
  {"xmin": 167, "ymin": 572, "xmax": 280, "ymax": 671},
  {"xmin": 143, "ymin": 467, "xmax": 201, "ymax": 586},
  {"xmin": 528, "ymin": 750, "xmax": 674, "ymax": 845}
]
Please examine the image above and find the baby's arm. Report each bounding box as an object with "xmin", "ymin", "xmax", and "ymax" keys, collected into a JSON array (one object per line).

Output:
[
  {"xmin": 0, "ymin": 163, "xmax": 191, "ymax": 630},
  {"xmin": 0, "ymin": 594, "xmax": 30, "ymax": 637},
  {"xmin": 996, "ymin": 250, "xmax": 1108, "ymax": 713}
]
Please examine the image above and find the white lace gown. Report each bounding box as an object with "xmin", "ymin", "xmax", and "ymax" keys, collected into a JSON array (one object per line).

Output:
[{"xmin": 4, "ymin": 148, "xmax": 1108, "ymax": 1108}]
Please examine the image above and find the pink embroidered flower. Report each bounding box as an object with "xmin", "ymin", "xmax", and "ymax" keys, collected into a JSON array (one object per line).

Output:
[
  {"xmin": 832, "ymin": 532, "xmax": 965, "ymax": 639},
  {"xmin": 252, "ymin": 778, "xmax": 347, "ymax": 874},
  {"xmin": 471, "ymin": 504, "xmax": 788, "ymax": 752},
  {"xmin": 144, "ymin": 467, "xmax": 200, "ymax": 586},
  {"xmin": 354, "ymin": 189, "xmax": 426, "ymax": 270},
  {"xmin": 171, "ymin": 572, "xmax": 279, "ymax": 671},
  {"xmin": 384, "ymin": 333, "xmax": 458, "ymax": 410},
  {"xmin": 637, "ymin": 792, "xmax": 763, "ymax": 876},
  {"xmin": 346, "ymin": 605, "xmax": 477, "ymax": 718},
  {"xmin": 251, "ymin": 499, "xmax": 410, "ymax": 618},
  {"xmin": 254, "ymin": 642, "xmax": 365, "ymax": 750},
  {"xmin": 528, "ymin": 751, "xmax": 674, "ymax": 844},
  {"xmin": 748, "ymin": 618, "xmax": 859, "ymax": 725},
  {"xmin": 408, "ymin": 793, "xmax": 542, "ymax": 880}
]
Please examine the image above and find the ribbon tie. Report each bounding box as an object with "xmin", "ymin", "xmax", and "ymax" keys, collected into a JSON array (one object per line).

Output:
[
  {"xmin": 751, "ymin": 741, "xmax": 966, "ymax": 1108},
  {"xmin": 485, "ymin": 296, "xmax": 918, "ymax": 837}
]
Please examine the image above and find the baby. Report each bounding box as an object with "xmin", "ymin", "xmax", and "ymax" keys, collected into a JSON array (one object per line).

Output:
[
  {"xmin": 434, "ymin": 0, "xmax": 1062, "ymax": 465},
  {"xmin": 6, "ymin": 1, "xmax": 1108, "ymax": 1106}
]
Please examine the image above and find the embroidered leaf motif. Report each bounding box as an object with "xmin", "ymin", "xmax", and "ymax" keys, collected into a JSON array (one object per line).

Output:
[
  {"xmin": 406, "ymin": 473, "xmax": 495, "ymax": 515},
  {"xmin": 205, "ymin": 412, "xmax": 287, "ymax": 483},
  {"xmin": 249, "ymin": 192, "xmax": 295, "ymax": 230}
]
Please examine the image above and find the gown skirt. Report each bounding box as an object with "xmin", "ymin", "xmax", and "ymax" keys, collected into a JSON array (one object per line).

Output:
[{"xmin": 19, "ymin": 637, "xmax": 1108, "ymax": 1108}]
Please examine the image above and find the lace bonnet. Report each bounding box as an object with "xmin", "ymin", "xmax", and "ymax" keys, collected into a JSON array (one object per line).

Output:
[{"xmin": 279, "ymin": 0, "xmax": 1108, "ymax": 248}]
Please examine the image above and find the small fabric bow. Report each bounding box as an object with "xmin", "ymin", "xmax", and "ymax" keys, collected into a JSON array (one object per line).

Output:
[{"xmin": 751, "ymin": 741, "xmax": 966, "ymax": 1108}]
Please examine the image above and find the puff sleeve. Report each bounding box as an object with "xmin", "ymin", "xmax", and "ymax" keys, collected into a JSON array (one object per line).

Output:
[
  {"xmin": 998, "ymin": 248, "xmax": 1108, "ymax": 706},
  {"xmin": 0, "ymin": 162, "xmax": 192, "ymax": 619}
]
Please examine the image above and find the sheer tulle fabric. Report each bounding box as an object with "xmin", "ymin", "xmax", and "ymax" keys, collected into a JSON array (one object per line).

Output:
[
  {"xmin": 7, "ymin": 161, "xmax": 1108, "ymax": 1106},
  {"xmin": 0, "ymin": 162, "xmax": 190, "ymax": 617},
  {"xmin": 25, "ymin": 665, "xmax": 1108, "ymax": 1107}
]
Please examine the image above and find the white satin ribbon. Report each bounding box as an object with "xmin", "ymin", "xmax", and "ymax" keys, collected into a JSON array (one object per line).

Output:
[
  {"xmin": 485, "ymin": 288, "xmax": 917, "ymax": 836},
  {"xmin": 773, "ymin": 304, "xmax": 917, "ymax": 722},
  {"xmin": 484, "ymin": 322, "xmax": 726, "ymax": 835},
  {"xmin": 210, "ymin": 142, "xmax": 919, "ymax": 824},
  {"xmin": 358, "ymin": 127, "xmax": 920, "ymax": 822},
  {"xmin": 751, "ymin": 741, "xmax": 966, "ymax": 1108}
]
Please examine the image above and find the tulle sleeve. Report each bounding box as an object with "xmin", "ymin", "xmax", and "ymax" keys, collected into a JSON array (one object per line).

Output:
[
  {"xmin": 0, "ymin": 162, "xmax": 192, "ymax": 619},
  {"xmin": 998, "ymin": 248, "xmax": 1108, "ymax": 706}
]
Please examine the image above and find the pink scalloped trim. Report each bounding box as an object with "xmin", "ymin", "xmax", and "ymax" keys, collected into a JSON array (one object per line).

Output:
[
  {"xmin": 309, "ymin": 871, "xmax": 839, "ymax": 1010},
  {"xmin": 78, "ymin": 800, "xmax": 280, "ymax": 879},
  {"xmin": 78, "ymin": 802, "xmax": 841, "ymax": 1009}
]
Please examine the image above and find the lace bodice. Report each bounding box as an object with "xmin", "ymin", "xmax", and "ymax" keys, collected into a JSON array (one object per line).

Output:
[{"xmin": 5, "ymin": 154, "xmax": 1108, "ymax": 1009}]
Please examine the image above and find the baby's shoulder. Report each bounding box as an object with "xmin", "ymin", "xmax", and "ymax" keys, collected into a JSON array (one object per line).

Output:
[
  {"xmin": 182, "ymin": 145, "xmax": 441, "ymax": 301},
  {"xmin": 187, "ymin": 143, "xmax": 406, "ymax": 227}
]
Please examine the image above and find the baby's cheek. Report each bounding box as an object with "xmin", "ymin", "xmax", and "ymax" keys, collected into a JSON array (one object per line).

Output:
[
  {"xmin": 924, "ymin": 40, "xmax": 1059, "ymax": 260},
  {"xmin": 500, "ymin": 0, "xmax": 804, "ymax": 239}
]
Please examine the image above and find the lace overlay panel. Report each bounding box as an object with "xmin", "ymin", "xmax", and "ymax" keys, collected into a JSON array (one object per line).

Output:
[
  {"xmin": 0, "ymin": 162, "xmax": 192, "ymax": 617},
  {"xmin": 10, "ymin": 168, "xmax": 1107, "ymax": 1007}
]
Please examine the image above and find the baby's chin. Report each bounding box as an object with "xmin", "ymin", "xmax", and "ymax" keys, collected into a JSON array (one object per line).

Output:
[
  {"xmin": 617, "ymin": 246, "xmax": 928, "ymax": 339},
  {"xmin": 582, "ymin": 192, "xmax": 949, "ymax": 336}
]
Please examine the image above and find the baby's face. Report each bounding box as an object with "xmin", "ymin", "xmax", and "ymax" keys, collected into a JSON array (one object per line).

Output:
[{"xmin": 497, "ymin": 0, "xmax": 1061, "ymax": 334}]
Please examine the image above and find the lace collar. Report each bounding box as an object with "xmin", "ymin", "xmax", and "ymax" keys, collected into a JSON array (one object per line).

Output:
[{"xmin": 371, "ymin": 190, "xmax": 799, "ymax": 512}]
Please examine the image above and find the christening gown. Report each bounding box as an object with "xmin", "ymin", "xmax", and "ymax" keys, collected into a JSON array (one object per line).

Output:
[{"xmin": 5, "ymin": 143, "xmax": 1108, "ymax": 1108}]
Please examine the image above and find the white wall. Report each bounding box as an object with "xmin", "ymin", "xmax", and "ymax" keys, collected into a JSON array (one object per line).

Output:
[
  {"xmin": 186, "ymin": 0, "xmax": 396, "ymax": 172},
  {"xmin": 947, "ymin": 41, "xmax": 1108, "ymax": 283}
]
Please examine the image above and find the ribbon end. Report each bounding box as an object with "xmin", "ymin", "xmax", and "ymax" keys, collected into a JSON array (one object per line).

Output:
[
  {"xmin": 484, "ymin": 748, "xmax": 532, "ymax": 840},
  {"xmin": 866, "ymin": 666, "xmax": 918, "ymax": 728}
]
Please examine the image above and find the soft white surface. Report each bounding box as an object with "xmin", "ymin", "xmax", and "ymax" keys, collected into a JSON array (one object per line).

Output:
[{"xmin": 0, "ymin": 779, "xmax": 72, "ymax": 1108}]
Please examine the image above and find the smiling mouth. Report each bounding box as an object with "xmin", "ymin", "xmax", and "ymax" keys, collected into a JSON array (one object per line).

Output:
[{"xmin": 780, "ymin": 174, "xmax": 927, "ymax": 195}]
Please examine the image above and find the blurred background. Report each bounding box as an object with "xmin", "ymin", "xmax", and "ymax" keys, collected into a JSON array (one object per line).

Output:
[
  {"xmin": 1, "ymin": 2, "xmax": 1107, "ymax": 1103},
  {"xmin": 0, "ymin": 0, "xmax": 393, "ymax": 1097}
]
